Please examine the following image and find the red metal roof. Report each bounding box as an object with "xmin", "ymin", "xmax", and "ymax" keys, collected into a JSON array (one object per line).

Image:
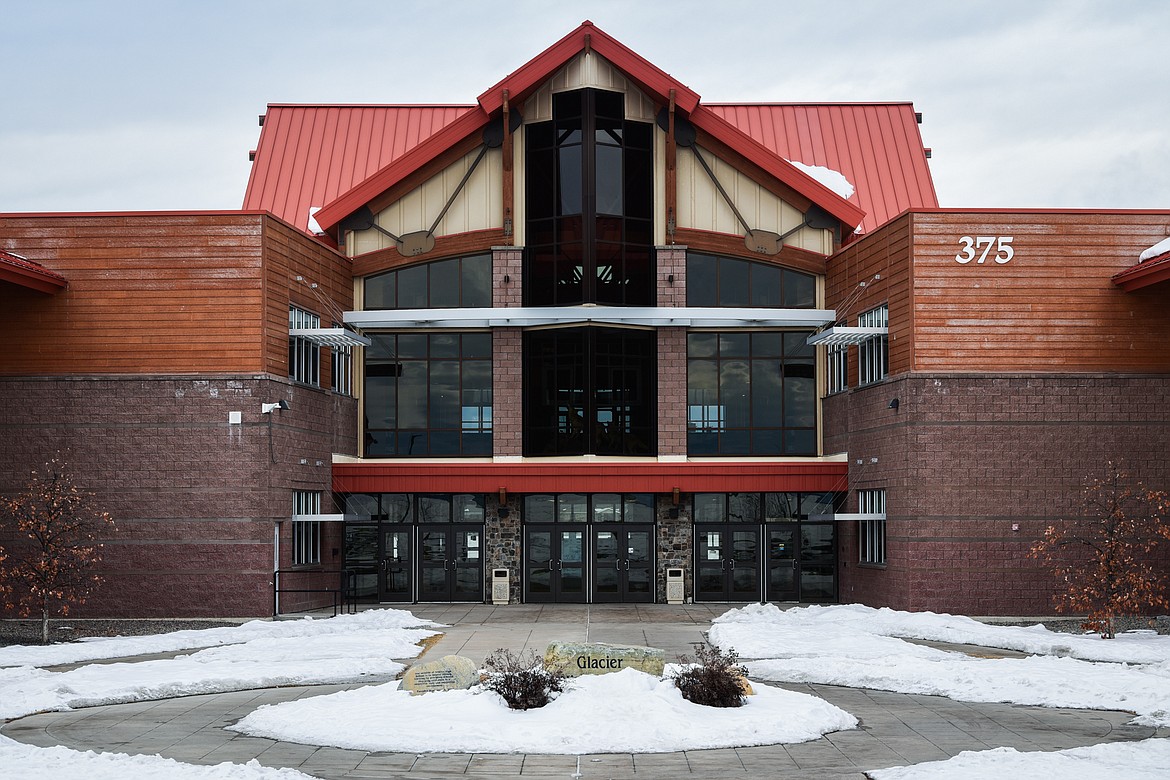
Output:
[
  {"xmin": 245, "ymin": 23, "xmax": 930, "ymax": 239},
  {"xmin": 1112, "ymin": 251, "xmax": 1170, "ymax": 292},
  {"xmin": 705, "ymin": 103, "xmax": 938, "ymax": 235},
  {"xmin": 0, "ymin": 249, "xmax": 67, "ymax": 294},
  {"xmin": 243, "ymin": 104, "xmax": 474, "ymax": 234}
]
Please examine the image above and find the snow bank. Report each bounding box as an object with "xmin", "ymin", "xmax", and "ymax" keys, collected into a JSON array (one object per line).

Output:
[{"xmin": 870, "ymin": 738, "xmax": 1170, "ymax": 780}]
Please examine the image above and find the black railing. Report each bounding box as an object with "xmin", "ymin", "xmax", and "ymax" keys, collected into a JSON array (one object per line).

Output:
[{"xmin": 273, "ymin": 568, "xmax": 359, "ymax": 617}]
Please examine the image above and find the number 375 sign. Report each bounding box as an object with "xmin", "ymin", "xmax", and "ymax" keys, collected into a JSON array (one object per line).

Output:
[{"xmin": 955, "ymin": 236, "xmax": 1014, "ymax": 264}]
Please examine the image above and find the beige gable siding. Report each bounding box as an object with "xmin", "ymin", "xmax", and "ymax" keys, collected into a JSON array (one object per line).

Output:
[
  {"xmin": 349, "ymin": 147, "xmax": 503, "ymax": 255},
  {"xmin": 523, "ymin": 52, "xmax": 657, "ymax": 123},
  {"xmin": 676, "ymin": 146, "xmax": 833, "ymax": 254}
]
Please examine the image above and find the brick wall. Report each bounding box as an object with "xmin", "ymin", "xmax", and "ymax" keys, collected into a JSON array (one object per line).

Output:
[
  {"xmin": 492, "ymin": 328, "xmax": 524, "ymax": 457},
  {"xmin": 656, "ymin": 244, "xmax": 687, "ymax": 307},
  {"xmin": 0, "ymin": 374, "xmax": 356, "ymax": 618},
  {"xmin": 828, "ymin": 373, "xmax": 1170, "ymax": 615},
  {"xmin": 657, "ymin": 328, "xmax": 687, "ymax": 457}
]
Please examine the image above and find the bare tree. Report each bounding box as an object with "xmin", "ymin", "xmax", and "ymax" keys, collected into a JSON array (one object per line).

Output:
[
  {"xmin": 0, "ymin": 458, "xmax": 116, "ymax": 644},
  {"xmin": 1029, "ymin": 463, "xmax": 1170, "ymax": 639}
]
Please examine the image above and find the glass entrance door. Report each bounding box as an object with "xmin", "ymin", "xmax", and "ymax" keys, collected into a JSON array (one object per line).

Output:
[
  {"xmin": 417, "ymin": 525, "xmax": 484, "ymax": 602},
  {"xmin": 695, "ymin": 524, "xmax": 761, "ymax": 601},
  {"xmin": 379, "ymin": 528, "xmax": 412, "ymax": 602},
  {"xmin": 524, "ymin": 525, "xmax": 588, "ymax": 603},
  {"xmin": 592, "ymin": 525, "xmax": 654, "ymax": 602},
  {"xmin": 765, "ymin": 526, "xmax": 799, "ymax": 601}
]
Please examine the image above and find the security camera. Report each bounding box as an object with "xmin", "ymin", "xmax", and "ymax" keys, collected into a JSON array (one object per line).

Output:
[{"xmin": 261, "ymin": 400, "xmax": 290, "ymax": 414}]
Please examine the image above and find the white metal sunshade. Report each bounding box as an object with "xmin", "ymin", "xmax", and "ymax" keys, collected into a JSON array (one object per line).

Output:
[
  {"xmin": 807, "ymin": 512, "xmax": 887, "ymax": 522},
  {"xmin": 289, "ymin": 327, "xmax": 373, "ymax": 348},
  {"xmin": 805, "ymin": 326, "xmax": 887, "ymax": 346},
  {"xmin": 345, "ymin": 306, "xmax": 836, "ymax": 330}
]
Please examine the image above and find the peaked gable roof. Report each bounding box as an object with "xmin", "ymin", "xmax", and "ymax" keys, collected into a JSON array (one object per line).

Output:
[{"xmin": 248, "ymin": 22, "xmax": 930, "ymax": 241}]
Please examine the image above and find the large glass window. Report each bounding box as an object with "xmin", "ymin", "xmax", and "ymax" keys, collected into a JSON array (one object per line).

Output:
[
  {"xmin": 524, "ymin": 327, "xmax": 656, "ymax": 456},
  {"xmin": 687, "ymin": 331, "xmax": 816, "ymax": 455},
  {"xmin": 687, "ymin": 253, "xmax": 816, "ymax": 308},
  {"xmin": 364, "ymin": 332, "xmax": 492, "ymax": 456},
  {"xmin": 525, "ymin": 88, "xmax": 654, "ymax": 306},
  {"xmin": 364, "ymin": 254, "xmax": 491, "ymax": 310},
  {"xmin": 342, "ymin": 492, "xmax": 485, "ymax": 523}
]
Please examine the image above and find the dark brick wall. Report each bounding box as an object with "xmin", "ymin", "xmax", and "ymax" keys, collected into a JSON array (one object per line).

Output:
[
  {"xmin": 827, "ymin": 373, "xmax": 1170, "ymax": 615},
  {"xmin": 0, "ymin": 374, "xmax": 357, "ymax": 618}
]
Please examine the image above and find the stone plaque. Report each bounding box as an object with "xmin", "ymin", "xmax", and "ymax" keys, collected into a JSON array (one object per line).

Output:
[
  {"xmin": 544, "ymin": 641, "xmax": 666, "ymax": 678},
  {"xmin": 401, "ymin": 654, "xmax": 479, "ymax": 695}
]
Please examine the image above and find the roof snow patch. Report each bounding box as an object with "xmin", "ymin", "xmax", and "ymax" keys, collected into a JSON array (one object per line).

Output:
[
  {"xmin": 786, "ymin": 160, "xmax": 855, "ymax": 200},
  {"xmin": 1139, "ymin": 236, "xmax": 1170, "ymax": 262}
]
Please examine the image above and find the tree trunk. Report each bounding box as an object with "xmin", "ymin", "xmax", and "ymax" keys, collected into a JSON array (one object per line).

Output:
[{"xmin": 41, "ymin": 606, "xmax": 49, "ymax": 645}]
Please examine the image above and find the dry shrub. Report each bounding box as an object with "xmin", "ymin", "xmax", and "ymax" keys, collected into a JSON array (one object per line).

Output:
[
  {"xmin": 672, "ymin": 643, "xmax": 747, "ymax": 708},
  {"xmin": 482, "ymin": 648, "xmax": 566, "ymax": 710}
]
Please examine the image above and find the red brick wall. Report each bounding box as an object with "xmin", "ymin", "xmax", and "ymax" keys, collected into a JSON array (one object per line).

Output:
[
  {"xmin": 828, "ymin": 373, "xmax": 1170, "ymax": 615},
  {"xmin": 492, "ymin": 328, "xmax": 523, "ymax": 457},
  {"xmin": 657, "ymin": 328, "xmax": 687, "ymax": 456},
  {"xmin": 0, "ymin": 375, "xmax": 356, "ymax": 618}
]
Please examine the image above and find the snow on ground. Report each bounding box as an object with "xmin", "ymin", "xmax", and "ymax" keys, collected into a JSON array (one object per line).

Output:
[
  {"xmin": 0, "ymin": 734, "xmax": 315, "ymax": 779},
  {"xmin": 0, "ymin": 629, "xmax": 435, "ymax": 720},
  {"xmin": 710, "ymin": 604, "xmax": 1170, "ymax": 726},
  {"xmin": 230, "ymin": 665, "xmax": 855, "ymax": 754},
  {"xmin": 870, "ymin": 738, "xmax": 1170, "ymax": 780},
  {"xmin": 0, "ymin": 608, "xmax": 440, "ymax": 669},
  {"xmin": 4, "ymin": 603, "xmax": 1170, "ymax": 777}
]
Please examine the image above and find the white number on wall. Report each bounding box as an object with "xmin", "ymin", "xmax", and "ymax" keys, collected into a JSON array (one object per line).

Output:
[{"xmin": 956, "ymin": 236, "xmax": 1014, "ymax": 264}]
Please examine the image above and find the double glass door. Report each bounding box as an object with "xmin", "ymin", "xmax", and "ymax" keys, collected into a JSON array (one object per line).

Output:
[
  {"xmin": 592, "ymin": 525, "xmax": 654, "ymax": 602},
  {"xmin": 524, "ymin": 525, "xmax": 587, "ymax": 602},
  {"xmin": 524, "ymin": 524, "xmax": 656, "ymax": 603},
  {"xmin": 364, "ymin": 524, "xmax": 483, "ymax": 603},
  {"xmin": 695, "ymin": 524, "xmax": 761, "ymax": 601},
  {"xmin": 695, "ymin": 523, "xmax": 839, "ymax": 602}
]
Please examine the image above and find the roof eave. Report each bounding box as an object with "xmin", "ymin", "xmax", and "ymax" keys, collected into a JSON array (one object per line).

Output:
[
  {"xmin": 1112, "ymin": 253, "xmax": 1170, "ymax": 292},
  {"xmin": 0, "ymin": 263, "xmax": 68, "ymax": 294}
]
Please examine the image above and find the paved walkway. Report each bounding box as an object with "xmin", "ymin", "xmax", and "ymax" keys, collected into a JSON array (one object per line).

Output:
[{"xmin": 3, "ymin": 604, "xmax": 1165, "ymax": 779}]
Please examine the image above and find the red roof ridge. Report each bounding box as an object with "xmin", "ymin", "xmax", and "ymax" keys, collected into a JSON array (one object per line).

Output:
[
  {"xmin": 265, "ymin": 102, "xmax": 475, "ymax": 109},
  {"xmin": 314, "ymin": 21, "xmax": 869, "ymax": 235},
  {"xmin": 704, "ymin": 101, "xmax": 917, "ymax": 107}
]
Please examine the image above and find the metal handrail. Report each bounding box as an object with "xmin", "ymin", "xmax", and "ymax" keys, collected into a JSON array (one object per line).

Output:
[{"xmin": 273, "ymin": 568, "xmax": 352, "ymax": 617}]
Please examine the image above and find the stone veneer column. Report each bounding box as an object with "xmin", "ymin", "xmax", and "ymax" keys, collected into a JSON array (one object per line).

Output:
[
  {"xmin": 492, "ymin": 246, "xmax": 524, "ymax": 457},
  {"xmin": 656, "ymin": 244, "xmax": 687, "ymax": 307}
]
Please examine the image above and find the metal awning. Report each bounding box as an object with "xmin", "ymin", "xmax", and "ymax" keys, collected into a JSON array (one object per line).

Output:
[
  {"xmin": 291, "ymin": 513, "xmax": 346, "ymax": 523},
  {"xmin": 346, "ymin": 306, "xmax": 836, "ymax": 330},
  {"xmin": 289, "ymin": 327, "xmax": 372, "ymax": 348},
  {"xmin": 809, "ymin": 512, "xmax": 887, "ymax": 522},
  {"xmin": 806, "ymin": 326, "xmax": 887, "ymax": 346}
]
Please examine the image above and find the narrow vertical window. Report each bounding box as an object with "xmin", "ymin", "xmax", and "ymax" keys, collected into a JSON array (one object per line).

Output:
[
  {"xmin": 331, "ymin": 322, "xmax": 353, "ymax": 396},
  {"xmin": 858, "ymin": 304, "xmax": 888, "ymax": 385},
  {"xmin": 289, "ymin": 306, "xmax": 321, "ymax": 386},
  {"xmin": 826, "ymin": 343, "xmax": 848, "ymax": 394},
  {"xmin": 292, "ymin": 490, "xmax": 322, "ymax": 566},
  {"xmin": 857, "ymin": 488, "xmax": 886, "ymax": 565}
]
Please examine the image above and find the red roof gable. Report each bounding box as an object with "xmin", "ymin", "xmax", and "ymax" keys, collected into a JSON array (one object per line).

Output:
[
  {"xmin": 0, "ymin": 249, "xmax": 67, "ymax": 294},
  {"xmin": 247, "ymin": 22, "xmax": 931, "ymax": 241}
]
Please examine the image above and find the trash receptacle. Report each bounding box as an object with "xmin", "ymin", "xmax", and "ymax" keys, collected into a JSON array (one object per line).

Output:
[
  {"xmin": 491, "ymin": 568, "xmax": 510, "ymax": 605},
  {"xmin": 666, "ymin": 568, "xmax": 685, "ymax": 605}
]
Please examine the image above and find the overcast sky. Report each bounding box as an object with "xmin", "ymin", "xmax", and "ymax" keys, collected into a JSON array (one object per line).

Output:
[{"xmin": 2, "ymin": 0, "xmax": 1167, "ymax": 214}]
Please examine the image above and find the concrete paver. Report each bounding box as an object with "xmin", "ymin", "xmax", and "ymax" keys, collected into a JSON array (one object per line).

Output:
[{"xmin": 3, "ymin": 603, "xmax": 1167, "ymax": 779}]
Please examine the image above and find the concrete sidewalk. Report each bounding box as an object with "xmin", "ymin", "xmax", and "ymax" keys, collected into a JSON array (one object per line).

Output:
[{"xmin": 3, "ymin": 604, "xmax": 1164, "ymax": 779}]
